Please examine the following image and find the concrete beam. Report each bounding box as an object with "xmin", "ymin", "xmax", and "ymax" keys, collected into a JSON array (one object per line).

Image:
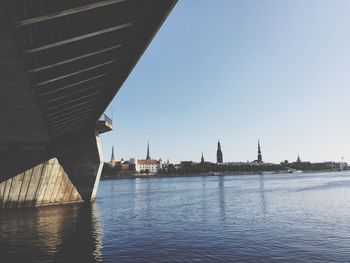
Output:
[
  {"xmin": 28, "ymin": 45, "xmax": 122, "ymax": 73},
  {"xmin": 23, "ymin": 23, "xmax": 132, "ymax": 54},
  {"xmin": 13, "ymin": 0, "xmax": 127, "ymax": 28},
  {"xmin": 38, "ymin": 73, "xmax": 109, "ymax": 96},
  {"xmin": 35, "ymin": 60, "xmax": 115, "ymax": 87},
  {"xmin": 46, "ymin": 106, "xmax": 96, "ymax": 121},
  {"xmin": 50, "ymin": 118, "xmax": 90, "ymax": 130},
  {"xmin": 48, "ymin": 113, "xmax": 94, "ymax": 128},
  {"xmin": 42, "ymin": 85, "xmax": 102, "ymax": 104},
  {"xmin": 43, "ymin": 91, "xmax": 101, "ymax": 112},
  {"xmin": 49, "ymin": 116, "xmax": 91, "ymax": 130},
  {"xmin": 45, "ymin": 99, "xmax": 96, "ymax": 116},
  {"xmin": 50, "ymin": 121, "xmax": 91, "ymax": 138}
]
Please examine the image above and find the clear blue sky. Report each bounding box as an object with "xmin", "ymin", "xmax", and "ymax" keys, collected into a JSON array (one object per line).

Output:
[{"xmin": 101, "ymin": 0, "xmax": 350, "ymax": 164}]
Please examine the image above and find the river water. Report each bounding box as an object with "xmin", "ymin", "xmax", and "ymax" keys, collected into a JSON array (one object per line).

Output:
[{"xmin": 1, "ymin": 172, "xmax": 350, "ymax": 262}]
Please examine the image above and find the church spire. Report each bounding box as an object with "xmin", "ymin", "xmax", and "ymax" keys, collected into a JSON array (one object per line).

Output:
[
  {"xmin": 146, "ymin": 141, "xmax": 150, "ymax": 160},
  {"xmin": 217, "ymin": 140, "xmax": 223, "ymax": 163},
  {"xmin": 201, "ymin": 151, "xmax": 205, "ymax": 164},
  {"xmin": 111, "ymin": 146, "xmax": 115, "ymax": 162},
  {"xmin": 297, "ymin": 154, "xmax": 301, "ymax": 163},
  {"xmin": 257, "ymin": 140, "xmax": 263, "ymax": 163}
]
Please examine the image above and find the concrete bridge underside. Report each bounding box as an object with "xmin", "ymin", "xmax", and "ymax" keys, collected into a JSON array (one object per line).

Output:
[{"xmin": 0, "ymin": 0, "xmax": 177, "ymax": 208}]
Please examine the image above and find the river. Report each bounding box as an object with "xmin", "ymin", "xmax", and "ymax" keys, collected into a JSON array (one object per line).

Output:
[{"xmin": 1, "ymin": 172, "xmax": 350, "ymax": 262}]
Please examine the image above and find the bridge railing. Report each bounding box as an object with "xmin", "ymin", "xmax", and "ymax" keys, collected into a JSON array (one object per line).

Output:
[
  {"xmin": 96, "ymin": 113, "xmax": 113, "ymax": 134},
  {"xmin": 102, "ymin": 113, "xmax": 113, "ymax": 126}
]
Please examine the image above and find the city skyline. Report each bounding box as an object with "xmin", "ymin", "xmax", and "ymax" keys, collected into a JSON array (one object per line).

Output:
[
  {"xmin": 2, "ymin": 2, "xmax": 349, "ymax": 262},
  {"xmin": 108, "ymin": 139, "xmax": 312, "ymax": 165},
  {"xmin": 101, "ymin": 0, "xmax": 350, "ymax": 164}
]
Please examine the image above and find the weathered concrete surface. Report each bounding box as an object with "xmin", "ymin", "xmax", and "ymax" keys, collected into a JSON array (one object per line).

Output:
[
  {"xmin": 0, "ymin": 24, "xmax": 50, "ymax": 144},
  {"xmin": 0, "ymin": 158, "xmax": 82, "ymax": 209},
  {"xmin": 0, "ymin": 145, "xmax": 53, "ymax": 183},
  {"xmin": 56, "ymin": 128, "xmax": 104, "ymax": 202},
  {"xmin": 0, "ymin": 128, "xmax": 103, "ymax": 208}
]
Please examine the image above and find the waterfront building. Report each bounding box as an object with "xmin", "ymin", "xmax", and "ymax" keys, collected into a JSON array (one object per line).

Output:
[
  {"xmin": 337, "ymin": 162, "xmax": 348, "ymax": 170},
  {"xmin": 257, "ymin": 140, "xmax": 263, "ymax": 163},
  {"xmin": 217, "ymin": 140, "xmax": 223, "ymax": 163},
  {"xmin": 119, "ymin": 159, "xmax": 136, "ymax": 172},
  {"xmin": 136, "ymin": 159, "xmax": 163, "ymax": 174},
  {"xmin": 135, "ymin": 142, "xmax": 163, "ymax": 174}
]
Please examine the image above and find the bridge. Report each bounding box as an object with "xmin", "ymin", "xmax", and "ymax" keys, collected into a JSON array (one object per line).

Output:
[{"xmin": 0, "ymin": 0, "xmax": 177, "ymax": 208}]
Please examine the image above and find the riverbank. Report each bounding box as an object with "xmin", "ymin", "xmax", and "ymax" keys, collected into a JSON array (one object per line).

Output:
[{"xmin": 100, "ymin": 169, "xmax": 348, "ymax": 180}]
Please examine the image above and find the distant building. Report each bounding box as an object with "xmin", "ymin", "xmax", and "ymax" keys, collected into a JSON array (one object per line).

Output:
[
  {"xmin": 201, "ymin": 152, "xmax": 205, "ymax": 164},
  {"xmin": 146, "ymin": 141, "xmax": 151, "ymax": 160},
  {"xmin": 337, "ymin": 162, "xmax": 348, "ymax": 170},
  {"xmin": 110, "ymin": 146, "xmax": 115, "ymax": 164},
  {"xmin": 135, "ymin": 141, "xmax": 163, "ymax": 174},
  {"xmin": 217, "ymin": 140, "xmax": 223, "ymax": 163},
  {"xmin": 257, "ymin": 140, "xmax": 263, "ymax": 163},
  {"xmin": 121, "ymin": 161, "xmax": 135, "ymax": 171},
  {"xmin": 135, "ymin": 159, "xmax": 163, "ymax": 174},
  {"xmin": 109, "ymin": 146, "xmax": 120, "ymax": 167},
  {"xmin": 296, "ymin": 154, "xmax": 301, "ymax": 163},
  {"xmin": 161, "ymin": 159, "xmax": 171, "ymax": 172}
]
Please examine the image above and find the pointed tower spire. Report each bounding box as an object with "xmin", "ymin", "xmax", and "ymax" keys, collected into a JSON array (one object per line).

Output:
[
  {"xmin": 146, "ymin": 141, "xmax": 150, "ymax": 160},
  {"xmin": 217, "ymin": 140, "xmax": 223, "ymax": 163},
  {"xmin": 110, "ymin": 146, "xmax": 115, "ymax": 166},
  {"xmin": 201, "ymin": 151, "xmax": 205, "ymax": 164},
  {"xmin": 257, "ymin": 140, "xmax": 263, "ymax": 163},
  {"xmin": 297, "ymin": 154, "xmax": 301, "ymax": 163}
]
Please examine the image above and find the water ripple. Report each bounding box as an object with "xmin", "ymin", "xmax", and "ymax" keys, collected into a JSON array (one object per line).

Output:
[{"xmin": 2, "ymin": 173, "xmax": 350, "ymax": 262}]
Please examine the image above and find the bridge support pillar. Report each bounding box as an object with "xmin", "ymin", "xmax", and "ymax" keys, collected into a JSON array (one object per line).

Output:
[
  {"xmin": 0, "ymin": 149, "xmax": 83, "ymax": 209},
  {"xmin": 0, "ymin": 128, "xmax": 104, "ymax": 209},
  {"xmin": 56, "ymin": 128, "xmax": 104, "ymax": 203}
]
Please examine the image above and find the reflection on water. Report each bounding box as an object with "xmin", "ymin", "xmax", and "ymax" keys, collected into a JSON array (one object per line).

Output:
[
  {"xmin": 259, "ymin": 174, "xmax": 267, "ymax": 216},
  {"xmin": 2, "ymin": 172, "xmax": 350, "ymax": 262},
  {"xmin": 218, "ymin": 176, "xmax": 226, "ymax": 221},
  {"xmin": 0, "ymin": 203, "xmax": 102, "ymax": 263}
]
